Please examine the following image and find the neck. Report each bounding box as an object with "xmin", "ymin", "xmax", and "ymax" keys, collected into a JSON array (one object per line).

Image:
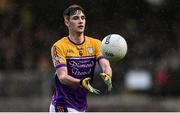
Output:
[{"xmin": 69, "ymin": 32, "xmax": 84, "ymax": 44}]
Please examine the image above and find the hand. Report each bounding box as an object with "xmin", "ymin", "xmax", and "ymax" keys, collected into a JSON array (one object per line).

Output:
[
  {"xmin": 100, "ymin": 73, "xmax": 112, "ymax": 92},
  {"xmin": 80, "ymin": 77, "xmax": 100, "ymax": 94}
]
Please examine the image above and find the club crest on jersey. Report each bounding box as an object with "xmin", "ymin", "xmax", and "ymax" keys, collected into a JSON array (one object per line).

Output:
[{"xmin": 87, "ymin": 47, "xmax": 93, "ymax": 54}]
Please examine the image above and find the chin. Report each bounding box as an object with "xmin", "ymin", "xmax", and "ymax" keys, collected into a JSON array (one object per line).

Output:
[{"xmin": 77, "ymin": 31, "xmax": 84, "ymax": 34}]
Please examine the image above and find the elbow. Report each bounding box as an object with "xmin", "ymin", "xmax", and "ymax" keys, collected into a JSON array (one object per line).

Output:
[{"xmin": 58, "ymin": 74, "xmax": 66, "ymax": 84}]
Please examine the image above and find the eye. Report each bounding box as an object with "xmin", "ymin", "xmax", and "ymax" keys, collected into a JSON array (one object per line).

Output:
[
  {"xmin": 72, "ymin": 16, "xmax": 79, "ymax": 20},
  {"xmin": 81, "ymin": 16, "xmax": 86, "ymax": 20}
]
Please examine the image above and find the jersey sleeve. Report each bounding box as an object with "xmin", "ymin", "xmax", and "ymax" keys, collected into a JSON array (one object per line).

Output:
[
  {"xmin": 51, "ymin": 45, "xmax": 67, "ymax": 69},
  {"xmin": 95, "ymin": 39, "xmax": 104, "ymax": 62}
]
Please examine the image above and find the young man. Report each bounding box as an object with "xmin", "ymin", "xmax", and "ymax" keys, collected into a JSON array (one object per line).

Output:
[{"xmin": 50, "ymin": 4, "xmax": 112, "ymax": 112}]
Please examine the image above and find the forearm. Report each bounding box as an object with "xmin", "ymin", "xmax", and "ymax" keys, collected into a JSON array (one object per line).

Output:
[
  {"xmin": 100, "ymin": 59, "xmax": 112, "ymax": 78},
  {"xmin": 57, "ymin": 74, "xmax": 80, "ymax": 87},
  {"xmin": 102, "ymin": 65, "xmax": 112, "ymax": 78},
  {"xmin": 56, "ymin": 67, "xmax": 80, "ymax": 87},
  {"xmin": 99, "ymin": 58, "xmax": 113, "ymax": 91},
  {"xmin": 57, "ymin": 72, "xmax": 100, "ymax": 94}
]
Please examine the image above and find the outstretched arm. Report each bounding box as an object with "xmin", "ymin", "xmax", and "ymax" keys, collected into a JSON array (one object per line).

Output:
[
  {"xmin": 99, "ymin": 58, "xmax": 112, "ymax": 77},
  {"xmin": 99, "ymin": 58, "xmax": 112, "ymax": 91},
  {"xmin": 56, "ymin": 67, "xmax": 100, "ymax": 94}
]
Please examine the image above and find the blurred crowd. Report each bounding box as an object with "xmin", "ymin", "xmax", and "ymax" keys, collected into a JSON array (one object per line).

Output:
[
  {"xmin": 0, "ymin": 0, "xmax": 180, "ymax": 95},
  {"xmin": 0, "ymin": 0, "xmax": 54, "ymax": 72}
]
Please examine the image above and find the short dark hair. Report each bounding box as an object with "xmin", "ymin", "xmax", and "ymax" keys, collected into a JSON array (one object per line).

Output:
[{"xmin": 63, "ymin": 4, "xmax": 85, "ymax": 20}]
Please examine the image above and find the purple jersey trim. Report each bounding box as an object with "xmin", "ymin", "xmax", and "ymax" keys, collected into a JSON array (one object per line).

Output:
[
  {"xmin": 66, "ymin": 56, "xmax": 95, "ymax": 60},
  {"xmin": 55, "ymin": 63, "xmax": 67, "ymax": 69},
  {"xmin": 97, "ymin": 56, "xmax": 104, "ymax": 63}
]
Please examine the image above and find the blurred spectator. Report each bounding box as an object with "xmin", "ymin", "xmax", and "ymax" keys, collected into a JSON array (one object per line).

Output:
[
  {"xmin": 154, "ymin": 50, "xmax": 180, "ymax": 96},
  {"xmin": 20, "ymin": 6, "xmax": 33, "ymax": 29},
  {"xmin": 0, "ymin": 0, "xmax": 14, "ymax": 13},
  {"xmin": 154, "ymin": 56, "xmax": 169, "ymax": 96}
]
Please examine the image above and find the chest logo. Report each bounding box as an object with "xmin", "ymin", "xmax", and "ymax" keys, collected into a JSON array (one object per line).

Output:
[
  {"xmin": 67, "ymin": 49, "xmax": 74, "ymax": 53},
  {"xmin": 87, "ymin": 47, "xmax": 93, "ymax": 54}
]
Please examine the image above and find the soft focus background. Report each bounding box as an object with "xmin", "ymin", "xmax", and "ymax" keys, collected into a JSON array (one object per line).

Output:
[{"xmin": 0, "ymin": 0, "xmax": 180, "ymax": 111}]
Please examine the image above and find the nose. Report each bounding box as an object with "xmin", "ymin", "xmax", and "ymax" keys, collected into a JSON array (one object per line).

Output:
[
  {"xmin": 79, "ymin": 17, "xmax": 84, "ymax": 22},
  {"xmin": 79, "ymin": 18, "xmax": 84, "ymax": 24}
]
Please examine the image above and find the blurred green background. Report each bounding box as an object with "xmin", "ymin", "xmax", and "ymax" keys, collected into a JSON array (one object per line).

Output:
[{"xmin": 0, "ymin": 0, "xmax": 180, "ymax": 111}]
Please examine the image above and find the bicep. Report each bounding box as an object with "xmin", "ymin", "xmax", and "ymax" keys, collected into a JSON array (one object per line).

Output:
[{"xmin": 56, "ymin": 66, "xmax": 68, "ymax": 77}]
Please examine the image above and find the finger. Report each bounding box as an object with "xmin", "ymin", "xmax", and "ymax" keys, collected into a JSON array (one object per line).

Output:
[
  {"xmin": 87, "ymin": 82, "xmax": 94, "ymax": 93},
  {"xmin": 105, "ymin": 76, "xmax": 110, "ymax": 81},
  {"xmin": 105, "ymin": 78, "xmax": 111, "ymax": 85},
  {"xmin": 107, "ymin": 80, "xmax": 112, "ymax": 92},
  {"xmin": 85, "ymin": 77, "xmax": 91, "ymax": 81},
  {"xmin": 100, "ymin": 73, "xmax": 105, "ymax": 78},
  {"xmin": 93, "ymin": 88, "xmax": 101, "ymax": 94},
  {"xmin": 108, "ymin": 83, "xmax": 112, "ymax": 92},
  {"xmin": 99, "ymin": 73, "xmax": 105, "ymax": 76},
  {"xmin": 88, "ymin": 84, "xmax": 100, "ymax": 94}
]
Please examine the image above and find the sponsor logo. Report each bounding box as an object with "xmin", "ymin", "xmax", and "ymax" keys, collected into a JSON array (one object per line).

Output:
[{"xmin": 67, "ymin": 49, "xmax": 74, "ymax": 53}]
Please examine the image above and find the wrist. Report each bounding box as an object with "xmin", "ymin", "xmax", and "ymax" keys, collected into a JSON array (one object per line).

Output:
[
  {"xmin": 101, "ymin": 73, "xmax": 111, "ymax": 76},
  {"xmin": 105, "ymin": 73, "xmax": 112, "ymax": 78},
  {"xmin": 80, "ymin": 79, "xmax": 83, "ymax": 86}
]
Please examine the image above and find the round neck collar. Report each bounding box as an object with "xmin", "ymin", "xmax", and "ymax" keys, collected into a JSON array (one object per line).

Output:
[{"xmin": 67, "ymin": 36, "xmax": 85, "ymax": 45}]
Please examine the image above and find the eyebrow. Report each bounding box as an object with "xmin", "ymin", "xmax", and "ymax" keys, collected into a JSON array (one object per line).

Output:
[{"xmin": 71, "ymin": 13, "xmax": 85, "ymax": 19}]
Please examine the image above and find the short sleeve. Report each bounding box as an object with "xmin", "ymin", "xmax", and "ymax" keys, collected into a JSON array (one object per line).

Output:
[
  {"xmin": 95, "ymin": 39, "xmax": 104, "ymax": 62},
  {"xmin": 51, "ymin": 45, "xmax": 67, "ymax": 69}
]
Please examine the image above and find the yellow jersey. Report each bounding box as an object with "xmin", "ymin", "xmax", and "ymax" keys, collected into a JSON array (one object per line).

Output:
[
  {"xmin": 51, "ymin": 36, "xmax": 103, "ymax": 78},
  {"xmin": 50, "ymin": 36, "xmax": 104, "ymax": 111}
]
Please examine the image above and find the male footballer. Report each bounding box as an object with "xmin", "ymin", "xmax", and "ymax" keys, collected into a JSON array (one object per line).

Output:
[{"xmin": 50, "ymin": 4, "xmax": 112, "ymax": 112}]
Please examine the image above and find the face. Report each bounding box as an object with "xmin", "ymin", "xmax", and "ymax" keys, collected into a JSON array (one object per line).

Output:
[{"xmin": 65, "ymin": 10, "xmax": 86, "ymax": 34}]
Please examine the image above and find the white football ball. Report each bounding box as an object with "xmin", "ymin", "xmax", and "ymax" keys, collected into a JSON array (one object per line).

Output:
[{"xmin": 101, "ymin": 34, "xmax": 128, "ymax": 61}]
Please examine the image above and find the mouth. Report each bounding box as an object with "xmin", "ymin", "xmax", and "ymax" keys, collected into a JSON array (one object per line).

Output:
[{"xmin": 78, "ymin": 25, "xmax": 84, "ymax": 29}]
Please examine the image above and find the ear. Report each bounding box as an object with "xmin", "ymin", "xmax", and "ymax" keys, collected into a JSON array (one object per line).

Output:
[{"xmin": 64, "ymin": 18, "xmax": 69, "ymax": 27}]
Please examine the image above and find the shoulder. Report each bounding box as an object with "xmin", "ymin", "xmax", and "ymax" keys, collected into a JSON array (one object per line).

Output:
[
  {"xmin": 54, "ymin": 37, "xmax": 68, "ymax": 45},
  {"xmin": 85, "ymin": 36, "xmax": 101, "ymax": 43},
  {"xmin": 52, "ymin": 37, "xmax": 68, "ymax": 47}
]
